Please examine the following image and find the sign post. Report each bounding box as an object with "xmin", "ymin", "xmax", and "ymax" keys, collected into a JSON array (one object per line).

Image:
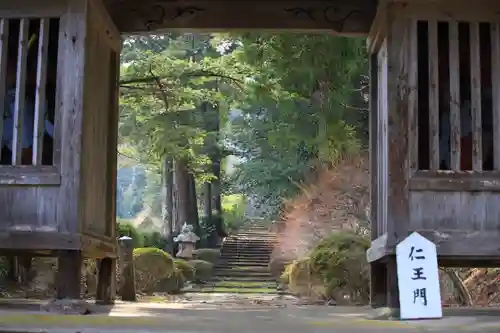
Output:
[{"xmin": 396, "ymin": 232, "xmax": 442, "ymax": 320}]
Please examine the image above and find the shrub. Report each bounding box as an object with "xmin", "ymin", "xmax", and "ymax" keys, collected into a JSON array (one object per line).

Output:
[
  {"xmin": 133, "ymin": 247, "xmax": 175, "ymax": 292},
  {"xmin": 156, "ymin": 268, "xmax": 185, "ymax": 294},
  {"xmin": 222, "ymin": 194, "xmax": 247, "ymax": 232},
  {"xmin": 282, "ymin": 231, "xmax": 370, "ymax": 303},
  {"xmin": 188, "ymin": 260, "xmax": 214, "ymax": 282},
  {"xmin": 174, "ymin": 259, "xmax": 195, "ymax": 281},
  {"xmin": 193, "ymin": 248, "xmax": 220, "ymax": 264},
  {"xmin": 117, "ymin": 222, "xmax": 144, "ymax": 248},
  {"xmin": 142, "ymin": 231, "xmax": 168, "ymax": 249}
]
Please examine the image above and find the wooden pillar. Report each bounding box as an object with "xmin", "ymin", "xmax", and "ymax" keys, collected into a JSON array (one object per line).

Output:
[
  {"xmin": 119, "ymin": 236, "xmax": 136, "ymax": 301},
  {"xmin": 56, "ymin": 250, "xmax": 82, "ymax": 299},
  {"xmin": 96, "ymin": 257, "xmax": 116, "ymax": 304},
  {"xmin": 369, "ymin": 52, "xmax": 386, "ymax": 308}
]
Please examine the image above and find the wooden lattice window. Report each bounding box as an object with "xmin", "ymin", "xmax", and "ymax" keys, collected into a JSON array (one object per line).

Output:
[
  {"xmin": 413, "ymin": 21, "xmax": 500, "ymax": 172},
  {"xmin": 0, "ymin": 17, "xmax": 60, "ymax": 166}
]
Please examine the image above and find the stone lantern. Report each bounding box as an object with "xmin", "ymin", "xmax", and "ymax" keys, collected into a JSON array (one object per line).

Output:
[{"xmin": 173, "ymin": 223, "xmax": 200, "ymax": 259}]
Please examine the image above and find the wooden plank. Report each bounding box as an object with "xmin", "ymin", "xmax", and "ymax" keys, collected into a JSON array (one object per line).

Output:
[
  {"xmin": 0, "ymin": 165, "xmax": 60, "ymax": 185},
  {"xmin": 0, "ymin": 0, "xmax": 67, "ymax": 18},
  {"xmin": 11, "ymin": 19, "xmax": 30, "ymax": 166},
  {"xmin": 449, "ymin": 21, "xmax": 461, "ymax": 171},
  {"xmin": 104, "ymin": 0, "xmax": 376, "ymax": 35},
  {"xmin": 0, "ymin": 231, "xmax": 80, "ymax": 250},
  {"xmin": 385, "ymin": 6, "xmax": 410, "ymax": 248},
  {"xmin": 470, "ymin": 22, "xmax": 482, "ymax": 172},
  {"xmin": 56, "ymin": 0, "xmax": 87, "ymax": 234},
  {"xmin": 492, "ymin": 23, "xmax": 500, "ymax": 171},
  {"xmin": 0, "ymin": 19, "xmax": 9, "ymax": 160},
  {"xmin": 377, "ymin": 41, "xmax": 388, "ymax": 236},
  {"xmin": 409, "ymin": 171, "xmax": 500, "ymax": 191},
  {"xmin": 407, "ymin": 19, "xmax": 418, "ymax": 174},
  {"xmin": 428, "ymin": 20, "xmax": 440, "ymax": 171},
  {"xmin": 367, "ymin": 229, "xmax": 500, "ymax": 258},
  {"xmin": 366, "ymin": 233, "xmax": 388, "ymax": 262},
  {"xmin": 89, "ymin": 0, "xmax": 121, "ymax": 52},
  {"xmin": 105, "ymin": 49, "xmax": 119, "ymax": 239},
  {"xmin": 56, "ymin": 250, "xmax": 82, "ymax": 299},
  {"xmin": 393, "ymin": 0, "xmax": 500, "ymax": 22},
  {"xmin": 32, "ymin": 19, "xmax": 50, "ymax": 166},
  {"xmin": 369, "ymin": 53, "xmax": 379, "ymax": 241}
]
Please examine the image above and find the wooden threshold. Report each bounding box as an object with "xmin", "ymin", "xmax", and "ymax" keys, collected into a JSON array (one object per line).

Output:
[
  {"xmin": 409, "ymin": 171, "xmax": 500, "ymax": 191},
  {"xmin": 0, "ymin": 165, "xmax": 61, "ymax": 185},
  {"xmin": 367, "ymin": 229, "xmax": 500, "ymax": 263},
  {"xmin": 0, "ymin": 230, "xmax": 116, "ymax": 259}
]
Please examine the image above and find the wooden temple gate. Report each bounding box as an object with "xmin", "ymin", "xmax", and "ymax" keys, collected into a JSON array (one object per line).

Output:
[{"xmin": 0, "ymin": 0, "xmax": 499, "ymax": 311}]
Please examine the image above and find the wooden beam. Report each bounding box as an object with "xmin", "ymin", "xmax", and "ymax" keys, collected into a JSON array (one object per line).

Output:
[
  {"xmin": 0, "ymin": 166, "xmax": 61, "ymax": 185},
  {"xmin": 104, "ymin": 0, "xmax": 377, "ymax": 35},
  {"xmin": 384, "ymin": 4, "xmax": 410, "ymax": 248},
  {"xmin": 368, "ymin": 229, "xmax": 500, "ymax": 260},
  {"xmin": 409, "ymin": 171, "xmax": 500, "ymax": 191},
  {"xmin": 391, "ymin": 0, "xmax": 500, "ymax": 22}
]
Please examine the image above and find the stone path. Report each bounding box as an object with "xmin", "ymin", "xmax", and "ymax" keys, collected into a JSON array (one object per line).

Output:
[{"xmin": 1, "ymin": 294, "xmax": 500, "ymax": 332}]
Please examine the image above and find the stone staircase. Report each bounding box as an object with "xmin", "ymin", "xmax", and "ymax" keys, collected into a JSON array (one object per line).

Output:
[{"xmin": 190, "ymin": 223, "xmax": 280, "ymax": 293}]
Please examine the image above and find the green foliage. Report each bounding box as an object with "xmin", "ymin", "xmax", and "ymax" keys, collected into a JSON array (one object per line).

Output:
[
  {"xmin": 281, "ymin": 231, "xmax": 370, "ymax": 302},
  {"xmin": 174, "ymin": 259, "xmax": 195, "ymax": 281},
  {"xmin": 222, "ymin": 33, "xmax": 368, "ymax": 217},
  {"xmin": 117, "ymin": 221, "xmax": 144, "ymax": 248},
  {"xmin": 193, "ymin": 248, "xmax": 221, "ymax": 265},
  {"xmin": 119, "ymin": 34, "xmax": 248, "ymax": 174},
  {"xmin": 133, "ymin": 247, "xmax": 175, "ymax": 292},
  {"xmin": 188, "ymin": 259, "xmax": 214, "ymax": 282},
  {"xmin": 142, "ymin": 231, "xmax": 168, "ymax": 249},
  {"xmin": 221, "ymin": 194, "xmax": 247, "ymax": 231}
]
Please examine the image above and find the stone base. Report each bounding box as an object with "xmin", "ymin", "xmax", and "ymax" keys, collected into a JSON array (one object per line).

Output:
[
  {"xmin": 40, "ymin": 298, "xmax": 93, "ymax": 315},
  {"xmin": 364, "ymin": 307, "xmax": 400, "ymax": 320}
]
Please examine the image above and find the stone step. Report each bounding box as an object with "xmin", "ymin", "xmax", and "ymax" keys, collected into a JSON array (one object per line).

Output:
[
  {"xmin": 215, "ymin": 261, "xmax": 269, "ymax": 267},
  {"xmin": 221, "ymin": 245, "xmax": 273, "ymax": 251},
  {"xmin": 211, "ymin": 276, "xmax": 277, "ymax": 282},
  {"xmin": 215, "ymin": 266, "xmax": 270, "ymax": 273},
  {"xmin": 220, "ymin": 255, "xmax": 271, "ymax": 261},
  {"xmin": 220, "ymin": 252, "xmax": 271, "ymax": 262},
  {"xmin": 220, "ymin": 251, "xmax": 272, "ymax": 256},
  {"xmin": 215, "ymin": 270, "xmax": 272, "ymax": 278}
]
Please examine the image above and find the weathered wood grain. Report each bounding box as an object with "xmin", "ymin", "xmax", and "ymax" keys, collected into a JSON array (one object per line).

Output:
[{"xmin": 104, "ymin": 0, "xmax": 377, "ymax": 35}]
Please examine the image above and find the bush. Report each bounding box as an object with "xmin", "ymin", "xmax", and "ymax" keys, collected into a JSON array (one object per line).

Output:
[
  {"xmin": 193, "ymin": 248, "xmax": 220, "ymax": 264},
  {"xmin": 117, "ymin": 222, "xmax": 144, "ymax": 248},
  {"xmin": 142, "ymin": 231, "xmax": 168, "ymax": 249},
  {"xmin": 282, "ymin": 231, "xmax": 370, "ymax": 303},
  {"xmin": 222, "ymin": 194, "xmax": 247, "ymax": 232},
  {"xmin": 174, "ymin": 259, "xmax": 195, "ymax": 281},
  {"xmin": 188, "ymin": 260, "xmax": 214, "ymax": 282},
  {"xmin": 133, "ymin": 247, "xmax": 175, "ymax": 292},
  {"xmin": 156, "ymin": 268, "xmax": 185, "ymax": 294},
  {"xmin": 269, "ymin": 256, "xmax": 291, "ymax": 279}
]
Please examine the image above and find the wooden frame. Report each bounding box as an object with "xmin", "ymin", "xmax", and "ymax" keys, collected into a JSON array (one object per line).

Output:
[{"xmin": 367, "ymin": 1, "xmax": 500, "ymax": 272}]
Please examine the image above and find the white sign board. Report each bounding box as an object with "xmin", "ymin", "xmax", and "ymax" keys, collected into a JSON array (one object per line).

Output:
[{"xmin": 396, "ymin": 232, "xmax": 442, "ymax": 320}]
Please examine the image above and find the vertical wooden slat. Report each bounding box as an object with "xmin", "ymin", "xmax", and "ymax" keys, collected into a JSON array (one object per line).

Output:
[
  {"xmin": 470, "ymin": 22, "xmax": 482, "ymax": 172},
  {"xmin": 32, "ymin": 19, "xmax": 50, "ymax": 165},
  {"xmin": 0, "ymin": 19, "xmax": 9, "ymax": 160},
  {"xmin": 11, "ymin": 19, "xmax": 29, "ymax": 165},
  {"xmin": 428, "ymin": 20, "xmax": 440, "ymax": 170},
  {"xmin": 491, "ymin": 23, "xmax": 500, "ymax": 170},
  {"xmin": 369, "ymin": 53, "xmax": 379, "ymax": 241},
  {"xmin": 407, "ymin": 19, "xmax": 418, "ymax": 174},
  {"xmin": 449, "ymin": 22, "xmax": 461, "ymax": 171}
]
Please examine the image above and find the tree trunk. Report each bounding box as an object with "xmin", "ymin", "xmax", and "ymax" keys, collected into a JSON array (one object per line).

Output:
[
  {"xmin": 187, "ymin": 172, "xmax": 200, "ymax": 234},
  {"xmin": 441, "ymin": 267, "xmax": 473, "ymax": 306},
  {"xmin": 162, "ymin": 156, "xmax": 174, "ymax": 254},
  {"xmin": 173, "ymin": 158, "xmax": 190, "ymax": 232},
  {"xmin": 203, "ymin": 182, "xmax": 212, "ymax": 220}
]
